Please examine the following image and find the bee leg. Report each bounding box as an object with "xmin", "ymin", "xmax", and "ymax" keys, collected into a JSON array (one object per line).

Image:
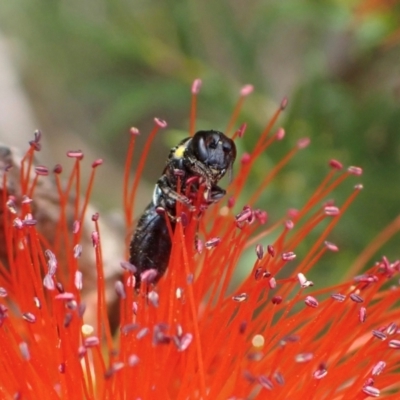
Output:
[
  {"xmin": 156, "ymin": 175, "xmax": 195, "ymax": 211},
  {"xmin": 204, "ymin": 184, "xmax": 226, "ymax": 204},
  {"xmin": 185, "ymin": 156, "xmax": 215, "ymax": 184},
  {"xmin": 155, "ymin": 205, "xmax": 179, "ymax": 223}
]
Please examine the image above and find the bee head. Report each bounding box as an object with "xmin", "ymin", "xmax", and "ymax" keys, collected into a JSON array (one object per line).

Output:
[{"xmin": 189, "ymin": 130, "xmax": 236, "ymax": 182}]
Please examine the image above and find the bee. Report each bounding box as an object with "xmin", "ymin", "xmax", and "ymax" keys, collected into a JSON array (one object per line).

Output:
[{"xmin": 129, "ymin": 130, "xmax": 236, "ymax": 289}]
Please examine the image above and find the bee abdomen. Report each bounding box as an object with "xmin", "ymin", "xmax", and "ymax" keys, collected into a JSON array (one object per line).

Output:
[{"xmin": 129, "ymin": 204, "xmax": 174, "ymax": 289}]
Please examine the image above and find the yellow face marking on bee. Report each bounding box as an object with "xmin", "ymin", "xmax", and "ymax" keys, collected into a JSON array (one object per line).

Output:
[{"xmin": 173, "ymin": 145, "xmax": 186, "ymax": 159}]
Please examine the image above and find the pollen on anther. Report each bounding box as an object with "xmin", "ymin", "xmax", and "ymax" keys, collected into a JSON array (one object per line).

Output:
[
  {"xmin": 154, "ymin": 118, "xmax": 167, "ymax": 128},
  {"xmin": 297, "ymin": 137, "xmax": 310, "ymax": 149},
  {"xmin": 227, "ymin": 196, "xmax": 235, "ymax": 209},
  {"xmin": 274, "ymin": 372, "xmax": 285, "ymax": 385},
  {"xmin": 115, "ymin": 281, "xmax": 126, "ymax": 299},
  {"xmin": 53, "ymin": 164, "xmax": 62, "ymax": 174},
  {"xmin": 205, "ymin": 237, "xmax": 221, "ymax": 249},
  {"xmin": 121, "ymin": 323, "xmax": 139, "ymax": 335},
  {"xmin": 285, "ymin": 220, "xmax": 294, "ymax": 230},
  {"xmin": 35, "ymin": 165, "xmax": 49, "ymax": 176},
  {"xmin": 324, "ymin": 206, "xmax": 340, "ymax": 216},
  {"xmin": 72, "ymin": 221, "xmax": 80, "ymax": 234},
  {"xmin": 148, "ymin": 291, "xmax": 159, "ymax": 307},
  {"xmin": 128, "ymin": 355, "xmax": 140, "ymax": 367},
  {"xmin": 348, "ymin": 166, "xmax": 363, "ymax": 176},
  {"xmin": 362, "ymin": 386, "xmax": 380, "ymax": 397},
  {"xmin": 74, "ymin": 271, "xmax": 83, "ymax": 290},
  {"xmin": 240, "ymin": 153, "xmax": 251, "ymax": 165},
  {"xmin": 67, "ymin": 150, "xmax": 84, "ymax": 160},
  {"xmin": 372, "ymin": 330, "xmax": 387, "ymax": 341},
  {"xmin": 305, "ymin": 296, "xmax": 319, "ymax": 308},
  {"xmin": 19, "ymin": 342, "xmax": 30, "ymax": 361},
  {"xmin": 386, "ymin": 322, "xmax": 397, "ymax": 335},
  {"xmin": 43, "ymin": 274, "xmax": 55, "ymax": 290},
  {"xmin": 359, "ymin": 307, "xmax": 367, "ymax": 323},
  {"xmin": 331, "ymin": 293, "xmax": 346, "ymax": 302},
  {"xmin": 267, "ymin": 245, "xmax": 275, "ymax": 257},
  {"xmin": 33, "ymin": 296, "xmax": 41, "ymax": 309},
  {"xmin": 55, "ymin": 292, "xmax": 75, "ymax": 301},
  {"xmin": 22, "ymin": 313, "xmax": 36, "ymax": 323},
  {"xmin": 275, "ymin": 128, "xmax": 285, "ymax": 140},
  {"xmin": 298, "ymin": 273, "xmax": 313, "ymax": 288},
  {"xmin": 239, "ymin": 321, "xmax": 247, "ymax": 334},
  {"xmin": 23, "ymin": 217, "xmax": 37, "ymax": 226},
  {"xmin": 92, "ymin": 159, "xmax": 103, "ymax": 168},
  {"xmin": 81, "ymin": 324, "xmax": 94, "ymax": 336},
  {"xmin": 235, "ymin": 206, "xmax": 253, "ymax": 224},
  {"xmin": 21, "ymin": 196, "xmax": 32, "ymax": 204},
  {"xmin": 141, "ymin": 269, "xmax": 158, "ymax": 285},
  {"xmin": 372, "ymin": 361, "xmax": 386, "ymax": 376},
  {"xmin": 177, "ymin": 333, "xmax": 193, "ymax": 352},
  {"xmin": 329, "ymin": 159, "xmax": 343, "ymax": 170},
  {"xmin": 120, "ymin": 261, "xmax": 137, "ymax": 274},
  {"xmin": 282, "ymin": 252, "xmax": 296, "ymax": 261},
  {"xmin": 64, "ymin": 313, "xmax": 73, "ymax": 328},
  {"xmin": 232, "ymin": 293, "xmax": 248, "ymax": 302},
  {"xmin": 195, "ymin": 239, "xmax": 203, "ymax": 254},
  {"xmin": 272, "ymin": 296, "xmax": 282, "ymax": 305},
  {"xmin": 7, "ymin": 198, "xmax": 17, "ymax": 214},
  {"xmin": 180, "ymin": 212, "xmax": 188, "ymax": 227},
  {"xmin": 191, "ymin": 79, "xmax": 202, "ymax": 94},
  {"xmin": 13, "ymin": 218, "xmax": 23, "ymax": 229},
  {"xmin": 324, "ymin": 241, "xmax": 339, "ymax": 252},
  {"xmin": 240, "ymin": 84, "xmax": 254, "ymax": 96},
  {"xmin": 252, "ymin": 334, "xmax": 265, "ymax": 348},
  {"xmin": 247, "ymin": 352, "xmax": 262, "ymax": 361},
  {"xmin": 255, "ymin": 210, "xmax": 267, "ymax": 224},
  {"xmin": 136, "ymin": 328, "xmax": 149, "ymax": 340},
  {"xmin": 295, "ymin": 353, "xmax": 313, "ymax": 363},
  {"xmin": 84, "ymin": 336, "xmax": 100, "ymax": 347},
  {"xmin": 130, "ymin": 127, "xmax": 140, "ymax": 136},
  {"xmin": 259, "ymin": 376, "xmax": 273, "ymax": 390},
  {"xmin": 255, "ymin": 244, "xmax": 264, "ymax": 260},
  {"xmin": 269, "ymin": 277, "xmax": 277, "ymax": 289},
  {"xmin": 388, "ymin": 339, "xmax": 400, "ymax": 349},
  {"xmin": 350, "ymin": 293, "xmax": 363, "ymax": 303},
  {"xmin": 313, "ymin": 368, "xmax": 328, "ymax": 379}
]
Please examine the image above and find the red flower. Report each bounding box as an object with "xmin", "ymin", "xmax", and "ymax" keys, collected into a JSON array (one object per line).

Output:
[{"xmin": 0, "ymin": 80, "xmax": 399, "ymax": 399}]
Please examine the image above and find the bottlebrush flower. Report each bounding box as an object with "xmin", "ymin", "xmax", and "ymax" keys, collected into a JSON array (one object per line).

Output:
[{"xmin": 1, "ymin": 80, "xmax": 400, "ymax": 399}]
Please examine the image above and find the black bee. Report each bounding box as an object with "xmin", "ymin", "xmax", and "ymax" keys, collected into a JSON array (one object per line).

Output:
[{"xmin": 129, "ymin": 130, "xmax": 236, "ymax": 289}]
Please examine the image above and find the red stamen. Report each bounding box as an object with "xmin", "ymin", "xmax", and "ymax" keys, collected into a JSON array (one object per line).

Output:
[
  {"xmin": 190, "ymin": 79, "xmax": 202, "ymax": 136},
  {"xmin": 226, "ymin": 84, "xmax": 253, "ymax": 136},
  {"xmin": 127, "ymin": 119, "xmax": 166, "ymax": 228},
  {"xmin": 123, "ymin": 127, "xmax": 139, "ymax": 227}
]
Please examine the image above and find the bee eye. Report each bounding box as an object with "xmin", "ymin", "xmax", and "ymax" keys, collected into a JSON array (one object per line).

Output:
[
  {"xmin": 222, "ymin": 141, "xmax": 233, "ymax": 152},
  {"xmin": 195, "ymin": 136, "xmax": 209, "ymax": 161}
]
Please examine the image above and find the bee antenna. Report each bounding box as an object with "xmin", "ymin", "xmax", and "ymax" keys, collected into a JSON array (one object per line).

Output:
[{"xmin": 228, "ymin": 164, "xmax": 234, "ymax": 183}]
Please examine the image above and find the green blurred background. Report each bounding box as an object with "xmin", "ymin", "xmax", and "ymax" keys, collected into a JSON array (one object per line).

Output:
[{"xmin": 0, "ymin": 0, "xmax": 399, "ymax": 280}]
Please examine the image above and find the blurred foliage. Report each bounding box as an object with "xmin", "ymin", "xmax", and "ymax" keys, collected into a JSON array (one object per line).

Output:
[{"xmin": 0, "ymin": 0, "xmax": 400, "ymax": 274}]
